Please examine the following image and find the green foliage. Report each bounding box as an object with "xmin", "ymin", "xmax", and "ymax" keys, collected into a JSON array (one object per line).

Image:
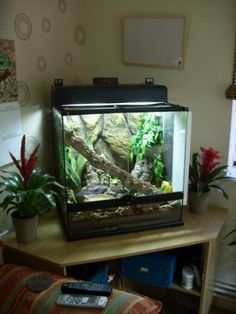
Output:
[
  {"xmin": 65, "ymin": 138, "xmax": 92, "ymax": 202},
  {"xmin": 153, "ymin": 152, "xmax": 166, "ymax": 183},
  {"xmin": 130, "ymin": 114, "xmax": 164, "ymax": 161},
  {"xmin": 130, "ymin": 114, "xmax": 165, "ymax": 185},
  {"xmin": 65, "ymin": 146, "xmax": 83, "ymax": 188},
  {"xmin": 0, "ymin": 168, "xmax": 64, "ymax": 218},
  {"xmin": 0, "ymin": 135, "xmax": 64, "ymax": 218}
]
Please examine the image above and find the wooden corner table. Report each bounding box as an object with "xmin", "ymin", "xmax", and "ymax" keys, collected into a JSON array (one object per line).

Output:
[{"xmin": 2, "ymin": 206, "xmax": 228, "ymax": 314}]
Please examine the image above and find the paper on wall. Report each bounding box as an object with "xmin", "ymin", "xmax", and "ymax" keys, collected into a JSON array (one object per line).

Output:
[{"xmin": 0, "ymin": 101, "xmax": 22, "ymax": 166}]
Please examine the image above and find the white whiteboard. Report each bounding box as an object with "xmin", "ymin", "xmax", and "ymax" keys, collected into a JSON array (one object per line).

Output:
[
  {"xmin": 123, "ymin": 16, "xmax": 187, "ymax": 68},
  {"xmin": 0, "ymin": 101, "xmax": 22, "ymax": 166}
]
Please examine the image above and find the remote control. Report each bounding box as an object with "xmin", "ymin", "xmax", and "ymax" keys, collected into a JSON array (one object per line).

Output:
[
  {"xmin": 61, "ymin": 281, "xmax": 113, "ymax": 296},
  {"xmin": 56, "ymin": 294, "xmax": 108, "ymax": 308}
]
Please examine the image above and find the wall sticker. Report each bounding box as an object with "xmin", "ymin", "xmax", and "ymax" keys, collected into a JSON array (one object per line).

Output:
[
  {"xmin": 17, "ymin": 80, "xmax": 30, "ymax": 107},
  {"xmin": 41, "ymin": 17, "xmax": 51, "ymax": 33},
  {"xmin": 14, "ymin": 13, "xmax": 32, "ymax": 40},
  {"xmin": 58, "ymin": 0, "xmax": 66, "ymax": 14},
  {"xmin": 74, "ymin": 24, "xmax": 86, "ymax": 46},
  {"xmin": 36, "ymin": 56, "xmax": 47, "ymax": 71}
]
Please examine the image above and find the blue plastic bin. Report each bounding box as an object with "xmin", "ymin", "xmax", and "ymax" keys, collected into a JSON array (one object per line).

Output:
[{"xmin": 121, "ymin": 251, "xmax": 176, "ymax": 288}]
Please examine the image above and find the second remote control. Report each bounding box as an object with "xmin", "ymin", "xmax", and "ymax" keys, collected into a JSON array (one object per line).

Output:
[{"xmin": 61, "ymin": 281, "xmax": 112, "ymax": 296}]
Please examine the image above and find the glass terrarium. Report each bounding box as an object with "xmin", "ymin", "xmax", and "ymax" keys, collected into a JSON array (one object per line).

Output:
[{"xmin": 52, "ymin": 84, "xmax": 191, "ymax": 240}]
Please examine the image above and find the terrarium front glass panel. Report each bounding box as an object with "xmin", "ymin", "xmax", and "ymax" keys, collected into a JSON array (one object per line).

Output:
[
  {"xmin": 68, "ymin": 201, "xmax": 183, "ymax": 236},
  {"xmin": 62, "ymin": 108, "xmax": 188, "ymax": 237}
]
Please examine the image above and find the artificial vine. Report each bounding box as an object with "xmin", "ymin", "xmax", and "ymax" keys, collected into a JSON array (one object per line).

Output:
[{"xmin": 130, "ymin": 113, "xmax": 166, "ymax": 185}]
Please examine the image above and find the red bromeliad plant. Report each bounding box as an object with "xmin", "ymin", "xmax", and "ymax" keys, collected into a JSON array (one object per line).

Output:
[
  {"xmin": 0, "ymin": 135, "xmax": 64, "ymax": 218},
  {"xmin": 9, "ymin": 135, "xmax": 39, "ymax": 189},
  {"xmin": 189, "ymin": 147, "xmax": 232, "ymax": 199}
]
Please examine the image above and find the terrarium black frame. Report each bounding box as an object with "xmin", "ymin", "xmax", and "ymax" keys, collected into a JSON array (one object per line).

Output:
[{"xmin": 52, "ymin": 83, "xmax": 190, "ymax": 240}]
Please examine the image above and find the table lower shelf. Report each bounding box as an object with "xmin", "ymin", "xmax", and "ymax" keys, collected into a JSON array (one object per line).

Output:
[
  {"xmin": 172, "ymin": 281, "xmax": 201, "ymax": 297},
  {"xmin": 119, "ymin": 277, "xmax": 200, "ymax": 314}
]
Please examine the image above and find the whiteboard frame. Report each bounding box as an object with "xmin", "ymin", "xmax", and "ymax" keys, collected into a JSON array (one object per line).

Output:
[{"xmin": 123, "ymin": 15, "xmax": 187, "ymax": 69}]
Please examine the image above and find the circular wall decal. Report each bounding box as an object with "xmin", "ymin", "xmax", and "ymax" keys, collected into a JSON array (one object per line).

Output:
[
  {"xmin": 74, "ymin": 24, "xmax": 86, "ymax": 46},
  {"xmin": 58, "ymin": 0, "xmax": 66, "ymax": 13},
  {"xmin": 65, "ymin": 52, "xmax": 73, "ymax": 65},
  {"xmin": 14, "ymin": 13, "xmax": 32, "ymax": 40},
  {"xmin": 41, "ymin": 17, "xmax": 51, "ymax": 33},
  {"xmin": 36, "ymin": 56, "xmax": 47, "ymax": 71},
  {"xmin": 17, "ymin": 80, "xmax": 30, "ymax": 107}
]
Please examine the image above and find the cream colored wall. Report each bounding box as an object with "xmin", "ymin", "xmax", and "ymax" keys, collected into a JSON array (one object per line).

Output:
[
  {"xmin": 0, "ymin": 0, "xmax": 86, "ymax": 231},
  {"xmin": 84, "ymin": 0, "xmax": 236, "ymax": 287}
]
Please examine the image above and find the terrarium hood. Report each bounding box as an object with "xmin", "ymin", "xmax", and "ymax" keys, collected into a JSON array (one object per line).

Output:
[{"xmin": 52, "ymin": 83, "xmax": 190, "ymax": 240}]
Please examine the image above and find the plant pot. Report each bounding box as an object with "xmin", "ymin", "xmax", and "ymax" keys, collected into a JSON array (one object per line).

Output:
[
  {"xmin": 188, "ymin": 191, "xmax": 210, "ymax": 214},
  {"xmin": 11, "ymin": 213, "xmax": 38, "ymax": 243}
]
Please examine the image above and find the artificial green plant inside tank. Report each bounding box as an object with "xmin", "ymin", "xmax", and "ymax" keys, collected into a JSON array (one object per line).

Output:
[
  {"xmin": 0, "ymin": 135, "xmax": 64, "ymax": 219},
  {"xmin": 129, "ymin": 113, "xmax": 166, "ymax": 186}
]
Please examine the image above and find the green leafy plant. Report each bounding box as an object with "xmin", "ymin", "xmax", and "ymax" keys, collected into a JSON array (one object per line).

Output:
[
  {"xmin": 153, "ymin": 152, "xmax": 166, "ymax": 183},
  {"xmin": 65, "ymin": 145, "xmax": 87, "ymax": 202},
  {"xmin": 65, "ymin": 138, "xmax": 92, "ymax": 202},
  {"xmin": 189, "ymin": 147, "xmax": 233, "ymax": 199},
  {"xmin": 130, "ymin": 114, "xmax": 164, "ymax": 161},
  {"xmin": 0, "ymin": 135, "xmax": 64, "ymax": 218},
  {"xmin": 65, "ymin": 146, "xmax": 83, "ymax": 188},
  {"xmin": 130, "ymin": 114, "xmax": 165, "ymax": 185}
]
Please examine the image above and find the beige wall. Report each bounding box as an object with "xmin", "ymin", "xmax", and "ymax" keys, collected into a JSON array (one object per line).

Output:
[{"xmin": 83, "ymin": 0, "xmax": 236, "ymax": 287}]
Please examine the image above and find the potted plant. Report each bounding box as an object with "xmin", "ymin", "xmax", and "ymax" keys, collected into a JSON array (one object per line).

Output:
[
  {"xmin": 189, "ymin": 146, "xmax": 233, "ymax": 214},
  {"xmin": 0, "ymin": 135, "xmax": 64, "ymax": 243}
]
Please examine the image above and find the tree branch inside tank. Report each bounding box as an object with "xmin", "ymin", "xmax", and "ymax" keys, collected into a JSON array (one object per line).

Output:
[{"xmin": 65, "ymin": 132, "xmax": 160, "ymax": 195}]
